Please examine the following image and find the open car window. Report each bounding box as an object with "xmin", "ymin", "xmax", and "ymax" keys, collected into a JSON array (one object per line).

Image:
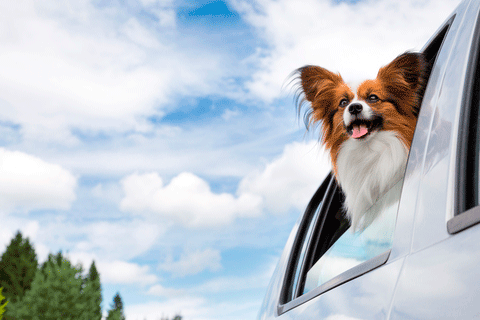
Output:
[
  {"xmin": 279, "ymin": 174, "xmax": 400, "ymax": 314},
  {"xmin": 303, "ymin": 179, "xmax": 401, "ymax": 294}
]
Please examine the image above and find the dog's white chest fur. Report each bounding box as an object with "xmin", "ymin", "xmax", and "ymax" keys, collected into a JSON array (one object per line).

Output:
[{"xmin": 336, "ymin": 131, "xmax": 408, "ymax": 231}]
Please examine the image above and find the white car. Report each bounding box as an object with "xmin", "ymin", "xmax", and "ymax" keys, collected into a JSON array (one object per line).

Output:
[{"xmin": 258, "ymin": 0, "xmax": 480, "ymax": 319}]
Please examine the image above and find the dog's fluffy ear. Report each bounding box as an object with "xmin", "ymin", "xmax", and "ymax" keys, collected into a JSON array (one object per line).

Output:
[
  {"xmin": 378, "ymin": 52, "xmax": 427, "ymax": 90},
  {"xmin": 296, "ymin": 66, "xmax": 344, "ymax": 126},
  {"xmin": 377, "ymin": 52, "xmax": 427, "ymax": 116},
  {"xmin": 298, "ymin": 66, "xmax": 343, "ymax": 102}
]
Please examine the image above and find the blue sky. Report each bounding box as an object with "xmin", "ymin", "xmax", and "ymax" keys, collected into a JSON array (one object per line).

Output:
[{"xmin": 0, "ymin": 0, "xmax": 460, "ymax": 319}]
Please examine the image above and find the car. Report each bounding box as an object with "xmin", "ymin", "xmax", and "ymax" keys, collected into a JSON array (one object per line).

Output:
[{"xmin": 257, "ymin": 0, "xmax": 480, "ymax": 319}]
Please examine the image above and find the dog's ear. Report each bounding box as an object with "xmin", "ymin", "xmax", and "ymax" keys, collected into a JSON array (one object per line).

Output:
[
  {"xmin": 296, "ymin": 66, "xmax": 344, "ymax": 125},
  {"xmin": 378, "ymin": 52, "xmax": 427, "ymax": 91},
  {"xmin": 377, "ymin": 52, "xmax": 427, "ymax": 116},
  {"xmin": 298, "ymin": 66, "xmax": 343, "ymax": 102}
]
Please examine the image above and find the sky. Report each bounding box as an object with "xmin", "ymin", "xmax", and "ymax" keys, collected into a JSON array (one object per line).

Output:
[{"xmin": 0, "ymin": 0, "xmax": 461, "ymax": 319}]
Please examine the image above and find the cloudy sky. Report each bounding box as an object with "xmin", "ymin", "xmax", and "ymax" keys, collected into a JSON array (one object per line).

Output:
[{"xmin": 0, "ymin": 0, "xmax": 460, "ymax": 319}]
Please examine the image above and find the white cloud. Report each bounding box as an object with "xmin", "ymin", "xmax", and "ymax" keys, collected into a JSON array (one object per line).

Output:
[
  {"xmin": 19, "ymin": 217, "xmax": 166, "ymax": 269},
  {"xmin": 98, "ymin": 260, "xmax": 158, "ymax": 285},
  {"xmin": 221, "ymin": 108, "xmax": 240, "ymax": 121},
  {"xmin": 192, "ymin": 256, "xmax": 277, "ymax": 294},
  {"xmin": 147, "ymin": 283, "xmax": 185, "ymax": 297},
  {"xmin": 0, "ymin": 148, "xmax": 77, "ymax": 212},
  {"xmin": 159, "ymin": 248, "xmax": 222, "ymax": 277},
  {"xmin": 0, "ymin": 1, "xmax": 226, "ymax": 144},
  {"xmin": 73, "ymin": 220, "xmax": 164, "ymax": 261},
  {"xmin": 91, "ymin": 182, "xmax": 122, "ymax": 204},
  {"xmin": 145, "ymin": 248, "xmax": 277, "ymax": 305},
  {"xmin": 239, "ymin": 140, "xmax": 330, "ymax": 214},
  {"xmin": 119, "ymin": 140, "xmax": 330, "ymax": 228},
  {"xmin": 120, "ymin": 172, "xmax": 263, "ymax": 228},
  {"xmin": 68, "ymin": 252, "xmax": 159, "ymax": 286},
  {"xmin": 66, "ymin": 251, "xmax": 159, "ymax": 285},
  {"xmin": 137, "ymin": 0, "xmax": 176, "ymax": 28},
  {"xmin": 233, "ymin": 0, "xmax": 460, "ymax": 102}
]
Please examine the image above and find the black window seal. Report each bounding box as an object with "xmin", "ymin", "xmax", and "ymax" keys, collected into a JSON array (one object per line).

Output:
[
  {"xmin": 450, "ymin": 8, "xmax": 480, "ymax": 234},
  {"xmin": 293, "ymin": 181, "xmax": 341, "ymax": 298},
  {"xmin": 422, "ymin": 15, "xmax": 455, "ymax": 75},
  {"xmin": 279, "ymin": 173, "xmax": 334, "ymax": 305}
]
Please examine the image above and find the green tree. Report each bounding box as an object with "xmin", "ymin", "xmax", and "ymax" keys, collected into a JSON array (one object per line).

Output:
[
  {"xmin": 12, "ymin": 252, "xmax": 87, "ymax": 320},
  {"xmin": 83, "ymin": 261, "xmax": 102, "ymax": 320},
  {"xmin": 0, "ymin": 231, "xmax": 38, "ymax": 303},
  {"xmin": 106, "ymin": 292, "xmax": 126, "ymax": 320},
  {"xmin": 0, "ymin": 287, "xmax": 8, "ymax": 320}
]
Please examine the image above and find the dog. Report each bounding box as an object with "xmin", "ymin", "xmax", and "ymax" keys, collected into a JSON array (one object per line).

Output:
[{"xmin": 296, "ymin": 52, "xmax": 427, "ymax": 231}]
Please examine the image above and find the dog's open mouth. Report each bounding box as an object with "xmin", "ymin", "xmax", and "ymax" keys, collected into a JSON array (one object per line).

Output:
[
  {"xmin": 351, "ymin": 124, "xmax": 369, "ymax": 139},
  {"xmin": 346, "ymin": 117, "xmax": 383, "ymax": 139}
]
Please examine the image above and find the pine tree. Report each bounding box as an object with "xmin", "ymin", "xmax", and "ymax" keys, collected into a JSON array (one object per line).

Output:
[
  {"xmin": 12, "ymin": 252, "xmax": 87, "ymax": 320},
  {"xmin": 83, "ymin": 261, "xmax": 102, "ymax": 320},
  {"xmin": 106, "ymin": 292, "xmax": 126, "ymax": 320},
  {"xmin": 0, "ymin": 231, "xmax": 38, "ymax": 303}
]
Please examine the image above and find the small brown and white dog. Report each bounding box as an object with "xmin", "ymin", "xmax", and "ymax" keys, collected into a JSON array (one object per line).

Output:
[{"xmin": 296, "ymin": 52, "xmax": 427, "ymax": 230}]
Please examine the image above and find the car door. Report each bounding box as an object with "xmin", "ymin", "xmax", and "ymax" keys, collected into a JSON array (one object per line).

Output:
[{"xmin": 257, "ymin": 2, "xmax": 462, "ymax": 319}]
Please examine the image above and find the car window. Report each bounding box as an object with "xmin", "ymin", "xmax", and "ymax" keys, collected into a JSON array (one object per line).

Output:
[
  {"xmin": 303, "ymin": 179, "xmax": 401, "ymax": 294},
  {"xmin": 280, "ymin": 174, "xmax": 400, "ymax": 311}
]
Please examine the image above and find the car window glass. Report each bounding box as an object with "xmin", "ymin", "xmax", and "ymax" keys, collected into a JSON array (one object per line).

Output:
[{"xmin": 302, "ymin": 179, "xmax": 401, "ymax": 293}]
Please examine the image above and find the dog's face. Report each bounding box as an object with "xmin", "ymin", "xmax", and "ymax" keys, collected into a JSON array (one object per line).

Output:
[{"xmin": 297, "ymin": 52, "xmax": 427, "ymax": 168}]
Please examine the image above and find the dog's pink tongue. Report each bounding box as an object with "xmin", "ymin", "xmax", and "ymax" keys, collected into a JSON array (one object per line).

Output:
[{"xmin": 351, "ymin": 125, "xmax": 368, "ymax": 139}]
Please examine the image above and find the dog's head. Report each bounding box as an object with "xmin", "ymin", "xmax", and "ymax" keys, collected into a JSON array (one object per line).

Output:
[{"xmin": 296, "ymin": 52, "xmax": 427, "ymax": 166}]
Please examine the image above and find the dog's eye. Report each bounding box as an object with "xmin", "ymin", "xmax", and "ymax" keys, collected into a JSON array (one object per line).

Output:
[
  {"xmin": 339, "ymin": 98, "xmax": 349, "ymax": 107},
  {"xmin": 368, "ymin": 94, "xmax": 379, "ymax": 102}
]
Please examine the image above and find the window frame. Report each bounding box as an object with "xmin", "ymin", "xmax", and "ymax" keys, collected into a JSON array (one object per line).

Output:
[
  {"xmin": 278, "ymin": 17, "xmax": 454, "ymax": 314},
  {"xmin": 449, "ymin": 10, "xmax": 480, "ymax": 234},
  {"xmin": 279, "ymin": 173, "xmax": 334, "ymax": 305}
]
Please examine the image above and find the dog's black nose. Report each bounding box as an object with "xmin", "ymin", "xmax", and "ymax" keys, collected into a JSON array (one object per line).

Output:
[{"xmin": 348, "ymin": 103, "xmax": 363, "ymax": 115}]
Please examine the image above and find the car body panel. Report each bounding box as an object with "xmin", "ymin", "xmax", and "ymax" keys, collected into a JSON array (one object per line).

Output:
[{"xmin": 391, "ymin": 225, "xmax": 480, "ymax": 319}]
